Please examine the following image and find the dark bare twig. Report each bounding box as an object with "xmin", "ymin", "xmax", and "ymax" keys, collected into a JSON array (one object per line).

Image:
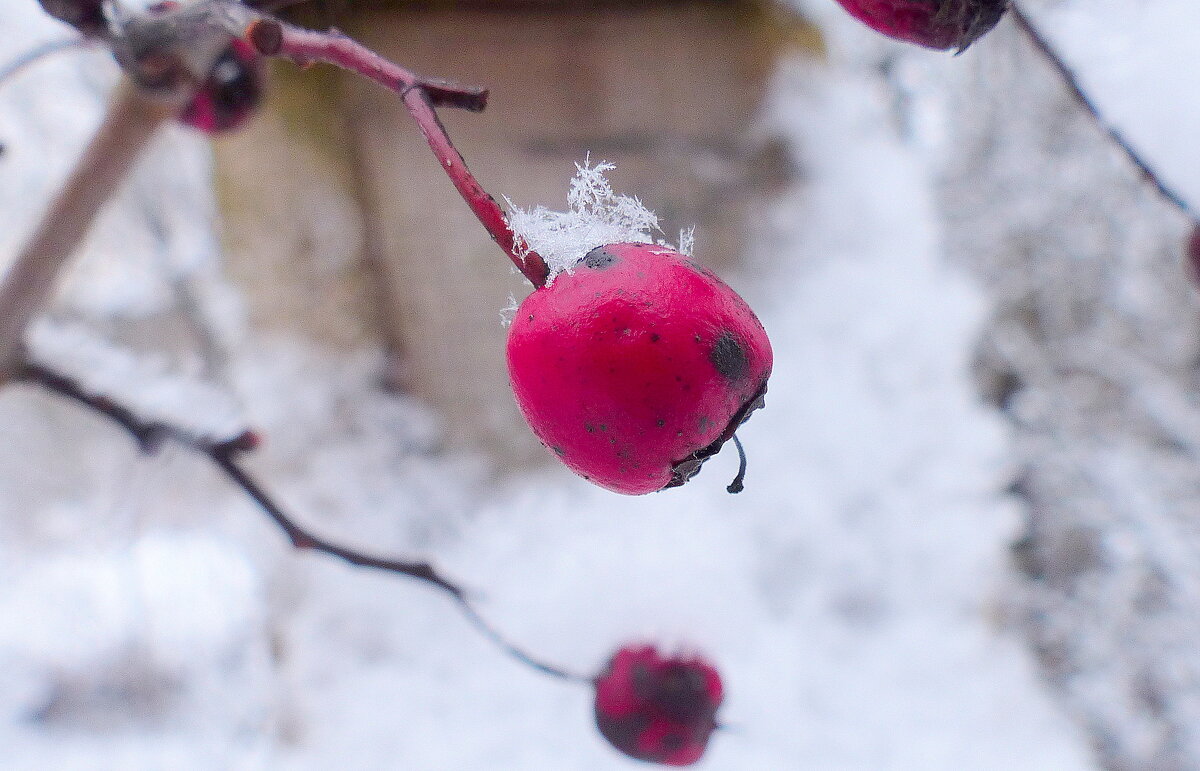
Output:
[
  {"xmin": 1009, "ymin": 2, "xmax": 1199, "ymax": 224},
  {"xmin": 242, "ymin": 16, "xmax": 552, "ymax": 287},
  {"xmin": 0, "ymin": 37, "xmax": 87, "ymax": 89},
  {"xmin": 17, "ymin": 360, "xmax": 588, "ymax": 684}
]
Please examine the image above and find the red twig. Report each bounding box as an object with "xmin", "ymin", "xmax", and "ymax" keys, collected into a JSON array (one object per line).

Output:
[
  {"xmin": 17, "ymin": 360, "xmax": 586, "ymax": 684},
  {"xmin": 245, "ymin": 17, "xmax": 551, "ymax": 287},
  {"xmin": 1009, "ymin": 2, "xmax": 1199, "ymax": 225}
]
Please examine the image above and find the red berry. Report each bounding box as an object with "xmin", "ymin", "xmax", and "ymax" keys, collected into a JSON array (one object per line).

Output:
[
  {"xmin": 180, "ymin": 40, "xmax": 264, "ymax": 135},
  {"xmin": 594, "ymin": 645, "xmax": 723, "ymax": 767},
  {"xmin": 506, "ymin": 243, "xmax": 772, "ymax": 495},
  {"xmin": 832, "ymin": 0, "xmax": 1007, "ymax": 50}
]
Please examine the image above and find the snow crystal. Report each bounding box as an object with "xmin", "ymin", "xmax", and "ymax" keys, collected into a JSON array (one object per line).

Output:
[{"xmin": 507, "ymin": 159, "xmax": 691, "ymax": 280}]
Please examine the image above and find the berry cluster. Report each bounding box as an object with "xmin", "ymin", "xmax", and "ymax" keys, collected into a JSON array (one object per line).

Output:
[
  {"xmin": 13, "ymin": 2, "xmax": 769, "ymax": 765},
  {"xmin": 17, "ymin": 0, "xmax": 1200, "ymax": 765}
]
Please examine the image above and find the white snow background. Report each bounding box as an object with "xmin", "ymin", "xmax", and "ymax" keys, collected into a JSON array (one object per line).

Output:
[{"xmin": 7, "ymin": 0, "xmax": 1195, "ymax": 767}]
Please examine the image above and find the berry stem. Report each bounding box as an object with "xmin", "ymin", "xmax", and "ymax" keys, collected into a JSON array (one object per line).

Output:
[
  {"xmin": 727, "ymin": 434, "xmax": 747, "ymax": 494},
  {"xmin": 18, "ymin": 359, "xmax": 588, "ymax": 684},
  {"xmin": 1008, "ymin": 1, "xmax": 1200, "ymax": 225},
  {"xmin": 0, "ymin": 81, "xmax": 175, "ymax": 381},
  {"xmin": 244, "ymin": 16, "xmax": 551, "ymax": 287}
]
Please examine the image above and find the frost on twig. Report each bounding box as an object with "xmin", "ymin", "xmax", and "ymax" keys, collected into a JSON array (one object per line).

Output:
[
  {"xmin": 24, "ymin": 320, "xmax": 245, "ymax": 443},
  {"xmin": 507, "ymin": 160, "xmax": 695, "ymax": 281}
]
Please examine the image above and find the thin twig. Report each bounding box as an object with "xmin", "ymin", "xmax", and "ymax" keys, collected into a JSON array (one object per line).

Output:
[
  {"xmin": 0, "ymin": 81, "xmax": 176, "ymax": 381},
  {"xmin": 0, "ymin": 37, "xmax": 87, "ymax": 90},
  {"xmin": 17, "ymin": 359, "xmax": 589, "ymax": 684},
  {"xmin": 1009, "ymin": 2, "xmax": 1199, "ymax": 224},
  {"xmin": 243, "ymin": 16, "xmax": 551, "ymax": 287}
]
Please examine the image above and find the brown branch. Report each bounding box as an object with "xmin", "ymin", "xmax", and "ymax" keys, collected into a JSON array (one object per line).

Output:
[
  {"xmin": 0, "ymin": 81, "xmax": 175, "ymax": 381},
  {"xmin": 1009, "ymin": 2, "xmax": 1199, "ymax": 224},
  {"xmin": 244, "ymin": 17, "xmax": 551, "ymax": 288},
  {"xmin": 18, "ymin": 359, "xmax": 588, "ymax": 684}
]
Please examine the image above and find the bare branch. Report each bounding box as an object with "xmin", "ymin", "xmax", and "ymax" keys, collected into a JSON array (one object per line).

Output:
[
  {"xmin": 0, "ymin": 37, "xmax": 88, "ymax": 90},
  {"xmin": 0, "ymin": 82, "xmax": 175, "ymax": 381},
  {"xmin": 18, "ymin": 360, "xmax": 588, "ymax": 684},
  {"xmin": 243, "ymin": 16, "xmax": 552, "ymax": 287},
  {"xmin": 1009, "ymin": 2, "xmax": 1199, "ymax": 225}
]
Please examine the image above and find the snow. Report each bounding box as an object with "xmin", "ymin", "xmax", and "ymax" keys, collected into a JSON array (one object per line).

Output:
[
  {"xmin": 507, "ymin": 159, "xmax": 694, "ymax": 281},
  {"xmin": 20, "ymin": 0, "xmax": 1200, "ymax": 767}
]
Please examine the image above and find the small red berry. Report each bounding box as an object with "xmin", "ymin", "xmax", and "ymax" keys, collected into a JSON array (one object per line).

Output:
[
  {"xmin": 832, "ymin": 0, "xmax": 1007, "ymax": 51},
  {"xmin": 180, "ymin": 40, "xmax": 264, "ymax": 135},
  {"xmin": 594, "ymin": 645, "xmax": 723, "ymax": 767},
  {"xmin": 506, "ymin": 243, "xmax": 772, "ymax": 495}
]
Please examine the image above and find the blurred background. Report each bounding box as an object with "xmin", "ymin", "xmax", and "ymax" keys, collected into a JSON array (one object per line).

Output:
[{"xmin": 1, "ymin": 0, "xmax": 1198, "ymax": 767}]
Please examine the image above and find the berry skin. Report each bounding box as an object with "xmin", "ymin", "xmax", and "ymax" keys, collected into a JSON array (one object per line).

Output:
[
  {"xmin": 180, "ymin": 40, "xmax": 264, "ymax": 135},
  {"xmin": 832, "ymin": 0, "xmax": 1007, "ymax": 51},
  {"xmin": 594, "ymin": 645, "xmax": 723, "ymax": 766},
  {"xmin": 506, "ymin": 243, "xmax": 772, "ymax": 495}
]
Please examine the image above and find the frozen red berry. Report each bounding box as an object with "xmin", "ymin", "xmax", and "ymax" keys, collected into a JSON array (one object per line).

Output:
[
  {"xmin": 832, "ymin": 0, "xmax": 1007, "ymax": 51},
  {"xmin": 506, "ymin": 242, "xmax": 772, "ymax": 495},
  {"xmin": 594, "ymin": 645, "xmax": 723, "ymax": 766},
  {"xmin": 180, "ymin": 40, "xmax": 264, "ymax": 135}
]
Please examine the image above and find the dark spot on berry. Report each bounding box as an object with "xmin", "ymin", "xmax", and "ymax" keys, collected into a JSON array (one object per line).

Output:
[
  {"xmin": 650, "ymin": 333, "xmax": 661, "ymax": 343},
  {"xmin": 551, "ymin": 445, "xmax": 566, "ymax": 456},
  {"xmin": 657, "ymin": 419, "xmax": 666, "ymax": 428},
  {"xmin": 710, "ymin": 331, "xmax": 749, "ymax": 382},
  {"xmin": 582, "ymin": 246, "xmax": 619, "ymax": 270},
  {"xmin": 586, "ymin": 423, "xmax": 596, "ymax": 433}
]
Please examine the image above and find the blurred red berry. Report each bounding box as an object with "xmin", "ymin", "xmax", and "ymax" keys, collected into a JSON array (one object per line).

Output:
[
  {"xmin": 832, "ymin": 0, "xmax": 1007, "ymax": 50},
  {"xmin": 506, "ymin": 243, "xmax": 772, "ymax": 495},
  {"xmin": 594, "ymin": 645, "xmax": 723, "ymax": 766},
  {"xmin": 180, "ymin": 40, "xmax": 264, "ymax": 135}
]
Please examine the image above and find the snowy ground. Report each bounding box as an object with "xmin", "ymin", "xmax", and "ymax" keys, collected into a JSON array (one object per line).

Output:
[{"xmin": 10, "ymin": 0, "xmax": 1196, "ymax": 767}]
